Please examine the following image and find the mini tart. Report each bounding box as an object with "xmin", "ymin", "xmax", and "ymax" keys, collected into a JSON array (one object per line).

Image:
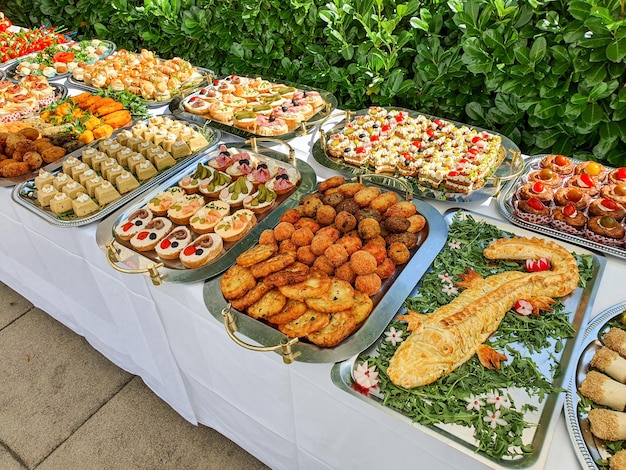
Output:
[
  {"xmin": 115, "ymin": 208, "xmax": 154, "ymax": 241},
  {"xmin": 155, "ymin": 226, "xmax": 193, "ymax": 260},
  {"xmin": 242, "ymin": 184, "xmax": 277, "ymax": 214},
  {"xmin": 526, "ymin": 168, "xmax": 561, "ymax": 188},
  {"xmin": 540, "ymin": 154, "xmax": 575, "ymax": 176},
  {"xmin": 566, "ymin": 174, "xmax": 600, "ymax": 197},
  {"xmin": 199, "ymin": 171, "xmax": 232, "ymax": 197},
  {"xmin": 189, "ymin": 200, "xmax": 231, "ymax": 234},
  {"xmin": 208, "ymin": 145, "xmax": 237, "ymax": 171},
  {"xmin": 575, "ymin": 161, "xmax": 608, "ymax": 182},
  {"xmin": 129, "ymin": 217, "xmax": 174, "ymax": 252},
  {"xmin": 219, "ymin": 177, "xmax": 254, "ymax": 207},
  {"xmin": 179, "ymin": 233, "xmax": 224, "ymax": 269},
  {"xmin": 590, "ymin": 199, "xmax": 625, "ymax": 222},
  {"xmin": 214, "ymin": 209, "xmax": 257, "ymax": 243},
  {"xmin": 600, "ymin": 184, "xmax": 626, "ymax": 205},
  {"xmin": 265, "ymin": 167, "xmax": 300, "ymax": 195},
  {"xmin": 586, "ymin": 215, "xmax": 625, "ymax": 246},
  {"xmin": 608, "ymin": 167, "xmax": 626, "ymax": 185},
  {"xmin": 514, "ymin": 197, "xmax": 552, "ymax": 225},
  {"xmin": 167, "ymin": 194, "xmax": 205, "ymax": 225},
  {"xmin": 553, "ymin": 186, "xmax": 591, "ymax": 209},
  {"xmin": 517, "ymin": 181, "xmax": 554, "ymax": 202},
  {"xmin": 551, "ymin": 204, "xmax": 588, "ymax": 234}
]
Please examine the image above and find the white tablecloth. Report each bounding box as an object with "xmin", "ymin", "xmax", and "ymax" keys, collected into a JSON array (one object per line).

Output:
[{"xmin": 1, "ymin": 89, "xmax": 621, "ymax": 469}]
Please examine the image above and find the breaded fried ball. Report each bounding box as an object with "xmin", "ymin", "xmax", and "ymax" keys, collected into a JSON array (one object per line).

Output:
[
  {"xmin": 335, "ymin": 262, "xmax": 357, "ymax": 284},
  {"xmin": 336, "ymin": 235, "xmax": 362, "ymax": 255},
  {"xmin": 294, "ymin": 217, "xmax": 320, "ymax": 233},
  {"xmin": 280, "ymin": 209, "xmax": 301, "ymax": 224},
  {"xmin": 315, "ymin": 204, "xmax": 336, "ymax": 226},
  {"xmin": 350, "ymin": 250, "xmax": 377, "ymax": 275},
  {"xmin": 322, "ymin": 191, "xmax": 344, "ymax": 207},
  {"xmin": 41, "ymin": 146, "xmax": 66, "ymax": 163},
  {"xmin": 259, "ymin": 229, "xmax": 277, "ymax": 245},
  {"xmin": 5, "ymin": 134, "xmax": 25, "ymax": 156},
  {"xmin": 312, "ymin": 255, "xmax": 335, "ymax": 275},
  {"xmin": 369, "ymin": 235, "xmax": 386, "ymax": 247},
  {"xmin": 370, "ymin": 191, "xmax": 398, "ymax": 213},
  {"xmin": 316, "ymin": 226, "xmax": 340, "ymax": 242},
  {"xmin": 310, "ymin": 234, "xmax": 334, "ymax": 256},
  {"xmin": 335, "ymin": 210, "xmax": 357, "ymax": 233},
  {"xmin": 12, "ymin": 140, "xmax": 36, "ymax": 161},
  {"xmin": 388, "ymin": 241, "xmax": 410, "ymax": 265},
  {"xmin": 338, "ymin": 182, "xmax": 365, "ymax": 197},
  {"xmin": 356, "ymin": 207, "xmax": 383, "ymax": 222},
  {"xmin": 386, "ymin": 232, "xmax": 419, "ymax": 250},
  {"xmin": 376, "ymin": 257, "xmax": 396, "ymax": 279},
  {"xmin": 296, "ymin": 245, "xmax": 316, "ymax": 266},
  {"xmin": 279, "ymin": 239, "xmax": 298, "ymax": 254},
  {"xmin": 324, "ymin": 244, "xmax": 349, "ymax": 267},
  {"xmin": 318, "ymin": 175, "xmax": 346, "ymax": 193},
  {"xmin": 362, "ymin": 242, "xmax": 387, "ymax": 265},
  {"xmin": 300, "ymin": 194, "xmax": 323, "ymax": 217},
  {"xmin": 383, "ymin": 216, "xmax": 411, "ymax": 234},
  {"xmin": 274, "ymin": 222, "xmax": 296, "ymax": 241},
  {"xmin": 355, "ymin": 273, "xmax": 382, "ymax": 296},
  {"xmin": 407, "ymin": 214, "xmax": 426, "ymax": 233},
  {"xmin": 34, "ymin": 138, "xmax": 54, "ymax": 153},
  {"xmin": 384, "ymin": 201, "xmax": 417, "ymax": 218},
  {"xmin": 22, "ymin": 151, "xmax": 42, "ymax": 170},
  {"xmin": 291, "ymin": 227, "xmax": 314, "ymax": 247},
  {"xmin": 335, "ymin": 198, "xmax": 360, "ymax": 215},
  {"xmin": 354, "ymin": 187, "xmax": 381, "ymax": 207},
  {"xmin": 0, "ymin": 160, "xmax": 30, "ymax": 177},
  {"xmin": 358, "ymin": 218, "xmax": 381, "ymax": 240},
  {"xmin": 17, "ymin": 127, "xmax": 39, "ymax": 141}
]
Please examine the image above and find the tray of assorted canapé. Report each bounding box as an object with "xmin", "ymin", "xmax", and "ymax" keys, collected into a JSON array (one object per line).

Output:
[
  {"xmin": 565, "ymin": 302, "xmax": 626, "ymax": 470},
  {"xmin": 170, "ymin": 74, "xmax": 337, "ymax": 139},
  {"xmin": 202, "ymin": 173, "xmax": 448, "ymax": 363},
  {"xmin": 331, "ymin": 209, "xmax": 605, "ymax": 469},
  {"xmin": 312, "ymin": 106, "xmax": 524, "ymax": 203},
  {"xmin": 12, "ymin": 114, "xmax": 220, "ymax": 226},
  {"xmin": 96, "ymin": 137, "xmax": 317, "ymax": 284},
  {"xmin": 497, "ymin": 154, "xmax": 626, "ymax": 260},
  {"xmin": 66, "ymin": 48, "xmax": 210, "ymax": 107}
]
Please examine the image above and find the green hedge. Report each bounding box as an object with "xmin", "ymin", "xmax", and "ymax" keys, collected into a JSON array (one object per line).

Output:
[{"xmin": 4, "ymin": 0, "xmax": 626, "ymax": 164}]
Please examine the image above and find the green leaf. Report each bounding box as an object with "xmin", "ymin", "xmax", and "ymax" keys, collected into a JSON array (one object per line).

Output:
[
  {"xmin": 588, "ymin": 82, "xmax": 609, "ymax": 101},
  {"xmin": 533, "ymin": 99, "xmax": 560, "ymax": 119},
  {"xmin": 606, "ymin": 37, "xmax": 626, "ymax": 62},
  {"xmin": 568, "ymin": 1, "xmax": 590, "ymax": 20},
  {"xmin": 581, "ymin": 102, "xmax": 604, "ymax": 126},
  {"xmin": 465, "ymin": 101, "xmax": 485, "ymax": 121},
  {"xmin": 583, "ymin": 63, "xmax": 608, "ymax": 86},
  {"xmin": 534, "ymin": 128, "xmax": 562, "ymax": 148},
  {"xmin": 529, "ymin": 36, "xmax": 547, "ymax": 64}
]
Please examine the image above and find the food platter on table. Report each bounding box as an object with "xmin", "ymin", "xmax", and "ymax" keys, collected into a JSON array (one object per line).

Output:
[
  {"xmin": 331, "ymin": 209, "xmax": 605, "ymax": 469},
  {"xmin": 96, "ymin": 138, "xmax": 317, "ymax": 284},
  {"xmin": 3, "ymin": 39, "xmax": 116, "ymax": 82},
  {"xmin": 0, "ymin": 78, "xmax": 67, "ymax": 124},
  {"xmin": 202, "ymin": 174, "xmax": 448, "ymax": 363},
  {"xmin": 170, "ymin": 75, "xmax": 337, "ymax": 140},
  {"xmin": 564, "ymin": 302, "xmax": 626, "ymax": 470},
  {"xmin": 12, "ymin": 115, "xmax": 220, "ymax": 226},
  {"xmin": 66, "ymin": 48, "xmax": 211, "ymax": 108},
  {"xmin": 312, "ymin": 107, "xmax": 524, "ymax": 203},
  {"xmin": 498, "ymin": 155, "xmax": 626, "ymax": 260}
]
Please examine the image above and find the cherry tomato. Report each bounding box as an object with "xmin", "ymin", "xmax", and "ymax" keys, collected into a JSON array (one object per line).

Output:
[{"xmin": 53, "ymin": 51, "xmax": 75, "ymax": 63}]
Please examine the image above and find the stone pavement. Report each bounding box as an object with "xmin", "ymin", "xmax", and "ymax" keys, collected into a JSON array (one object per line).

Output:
[{"xmin": 0, "ymin": 281, "xmax": 269, "ymax": 470}]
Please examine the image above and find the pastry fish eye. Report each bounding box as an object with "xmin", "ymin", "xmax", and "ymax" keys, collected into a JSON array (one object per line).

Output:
[{"xmin": 440, "ymin": 343, "xmax": 454, "ymax": 356}]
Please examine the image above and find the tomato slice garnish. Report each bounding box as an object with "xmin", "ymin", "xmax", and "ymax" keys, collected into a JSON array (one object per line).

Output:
[{"xmin": 53, "ymin": 51, "xmax": 75, "ymax": 63}]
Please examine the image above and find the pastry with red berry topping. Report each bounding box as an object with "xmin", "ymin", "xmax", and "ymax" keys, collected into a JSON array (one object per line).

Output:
[
  {"xmin": 552, "ymin": 204, "xmax": 588, "ymax": 234},
  {"xmin": 575, "ymin": 161, "xmax": 607, "ymax": 182},
  {"xmin": 179, "ymin": 233, "xmax": 224, "ymax": 268},
  {"xmin": 588, "ymin": 198, "xmax": 626, "ymax": 221},
  {"xmin": 114, "ymin": 208, "xmax": 154, "ymax": 241},
  {"xmin": 514, "ymin": 197, "xmax": 552, "ymax": 224},
  {"xmin": 553, "ymin": 186, "xmax": 591, "ymax": 209},
  {"xmin": 586, "ymin": 216, "xmax": 625, "ymax": 246},
  {"xmin": 600, "ymin": 183, "xmax": 626, "ymax": 205},
  {"xmin": 129, "ymin": 217, "xmax": 173, "ymax": 252},
  {"xmin": 526, "ymin": 167, "xmax": 561, "ymax": 188},
  {"xmin": 155, "ymin": 227, "xmax": 193, "ymax": 260},
  {"xmin": 566, "ymin": 173, "xmax": 600, "ymax": 197},
  {"xmin": 540, "ymin": 154, "xmax": 575, "ymax": 176},
  {"xmin": 518, "ymin": 181, "xmax": 554, "ymax": 202},
  {"xmin": 608, "ymin": 167, "xmax": 626, "ymax": 185}
]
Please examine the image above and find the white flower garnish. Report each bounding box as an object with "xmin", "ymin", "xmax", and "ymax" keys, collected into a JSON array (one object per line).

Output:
[
  {"xmin": 483, "ymin": 410, "xmax": 508, "ymax": 429},
  {"xmin": 464, "ymin": 395, "xmax": 484, "ymax": 411},
  {"xmin": 442, "ymin": 284, "xmax": 458, "ymax": 296},
  {"xmin": 354, "ymin": 361, "xmax": 379, "ymax": 389},
  {"xmin": 384, "ymin": 327, "xmax": 404, "ymax": 346},
  {"xmin": 438, "ymin": 273, "xmax": 453, "ymax": 283},
  {"xmin": 448, "ymin": 240, "xmax": 461, "ymax": 250},
  {"xmin": 486, "ymin": 391, "xmax": 511, "ymax": 410}
]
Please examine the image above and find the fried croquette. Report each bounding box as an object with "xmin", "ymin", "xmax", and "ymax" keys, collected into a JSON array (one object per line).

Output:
[
  {"xmin": 387, "ymin": 241, "xmax": 411, "ymax": 265},
  {"xmin": 22, "ymin": 151, "xmax": 42, "ymax": 170},
  {"xmin": 335, "ymin": 198, "xmax": 360, "ymax": 215},
  {"xmin": 296, "ymin": 245, "xmax": 317, "ymax": 266},
  {"xmin": 310, "ymin": 234, "xmax": 334, "ymax": 256},
  {"xmin": 375, "ymin": 257, "xmax": 396, "ymax": 279},
  {"xmin": 259, "ymin": 229, "xmax": 277, "ymax": 245},
  {"xmin": 251, "ymin": 252, "xmax": 297, "ymax": 278},
  {"xmin": 273, "ymin": 221, "xmax": 296, "ymax": 241},
  {"xmin": 294, "ymin": 217, "xmax": 320, "ymax": 233},
  {"xmin": 220, "ymin": 264, "xmax": 257, "ymax": 300},
  {"xmin": 322, "ymin": 191, "xmax": 344, "ymax": 207},
  {"xmin": 278, "ymin": 310, "xmax": 330, "ymax": 338},
  {"xmin": 291, "ymin": 227, "xmax": 315, "ymax": 246},
  {"xmin": 300, "ymin": 194, "xmax": 323, "ymax": 217},
  {"xmin": 334, "ymin": 262, "xmax": 357, "ymax": 284},
  {"xmin": 337, "ymin": 182, "xmax": 365, "ymax": 197},
  {"xmin": 354, "ymin": 187, "xmax": 381, "ymax": 207},
  {"xmin": 336, "ymin": 235, "xmax": 362, "ymax": 255},
  {"xmin": 324, "ymin": 244, "xmax": 349, "ymax": 267},
  {"xmin": 279, "ymin": 239, "xmax": 298, "ymax": 253},
  {"xmin": 279, "ymin": 208, "xmax": 301, "ymax": 224},
  {"xmin": 335, "ymin": 210, "xmax": 357, "ymax": 233},
  {"xmin": 12, "ymin": 140, "xmax": 36, "ymax": 161},
  {"xmin": 34, "ymin": 138, "xmax": 54, "ymax": 153},
  {"xmin": 41, "ymin": 146, "xmax": 67, "ymax": 163},
  {"xmin": 407, "ymin": 214, "xmax": 426, "ymax": 233},
  {"xmin": 312, "ymin": 255, "xmax": 335, "ymax": 275},
  {"xmin": 354, "ymin": 273, "xmax": 382, "ymax": 296},
  {"xmin": 315, "ymin": 204, "xmax": 336, "ymax": 225},
  {"xmin": 370, "ymin": 191, "xmax": 398, "ymax": 213},
  {"xmin": 265, "ymin": 261, "xmax": 309, "ymax": 287},
  {"xmin": 306, "ymin": 310, "xmax": 356, "ymax": 348},
  {"xmin": 383, "ymin": 216, "xmax": 411, "ymax": 233},
  {"xmin": 0, "ymin": 160, "xmax": 30, "ymax": 177},
  {"xmin": 384, "ymin": 201, "xmax": 417, "ymax": 218},
  {"xmin": 236, "ymin": 243, "xmax": 278, "ymax": 267},
  {"xmin": 316, "ymin": 226, "xmax": 340, "ymax": 242},
  {"xmin": 17, "ymin": 127, "xmax": 39, "ymax": 141},
  {"xmin": 356, "ymin": 207, "xmax": 383, "ymax": 222},
  {"xmin": 357, "ymin": 218, "xmax": 381, "ymax": 240},
  {"xmin": 349, "ymin": 250, "xmax": 378, "ymax": 275},
  {"xmin": 386, "ymin": 232, "xmax": 419, "ymax": 250},
  {"xmin": 247, "ymin": 289, "xmax": 287, "ymax": 320},
  {"xmin": 230, "ymin": 280, "xmax": 273, "ymax": 311},
  {"xmin": 266, "ymin": 299, "xmax": 308, "ymax": 325},
  {"xmin": 317, "ymin": 175, "xmax": 346, "ymax": 193},
  {"xmin": 369, "ymin": 235, "xmax": 386, "ymax": 247},
  {"xmin": 362, "ymin": 242, "xmax": 387, "ymax": 264},
  {"xmin": 5, "ymin": 134, "xmax": 25, "ymax": 156}
]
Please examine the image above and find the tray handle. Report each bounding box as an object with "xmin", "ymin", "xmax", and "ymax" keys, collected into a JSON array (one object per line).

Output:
[
  {"xmin": 246, "ymin": 137, "xmax": 296, "ymax": 166},
  {"xmin": 105, "ymin": 241, "xmax": 167, "ymax": 286},
  {"xmin": 498, "ymin": 148, "xmax": 524, "ymax": 182},
  {"xmin": 221, "ymin": 304, "xmax": 301, "ymax": 364},
  {"xmin": 357, "ymin": 173, "xmax": 413, "ymax": 201}
]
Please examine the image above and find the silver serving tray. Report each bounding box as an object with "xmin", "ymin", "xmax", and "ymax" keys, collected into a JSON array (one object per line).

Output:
[
  {"xmin": 96, "ymin": 141, "xmax": 317, "ymax": 283},
  {"xmin": 170, "ymin": 77, "xmax": 338, "ymax": 140},
  {"xmin": 331, "ymin": 209, "xmax": 605, "ymax": 469},
  {"xmin": 202, "ymin": 197, "xmax": 448, "ymax": 363},
  {"xmin": 0, "ymin": 69, "xmax": 5, "ymax": 81},
  {"xmin": 497, "ymin": 155, "xmax": 626, "ymax": 260},
  {"xmin": 4, "ymin": 39, "xmax": 116, "ymax": 81},
  {"xmin": 564, "ymin": 302, "xmax": 626, "ymax": 470},
  {"xmin": 311, "ymin": 107, "xmax": 524, "ymax": 203},
  {"xmin": 11, "ymin": 117, "xmax": 221, "ymax": 226}
]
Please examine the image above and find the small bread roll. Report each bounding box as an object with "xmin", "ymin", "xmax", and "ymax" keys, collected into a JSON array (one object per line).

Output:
[
  {"xmin": 605, "ymin": 328, "xmax": 626, "ymax": 357},
  {"xmin": 580, "ymin": 370, "xmax": 626, "ymax": 411},
  {"xmin": 611, "ymin": 449, "xmax": 626, "ymax": 470},
  {"xmin": 589, "ymin": 409, "xmax": 626, "ymax": 440},
  {"xmin": 591, "ymin": 346, "xmax": 626, "ymax": 383}
]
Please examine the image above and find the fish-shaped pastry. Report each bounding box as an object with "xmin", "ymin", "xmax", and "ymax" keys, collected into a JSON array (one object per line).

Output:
[{"xmin": 387, "ymin": 236, "xmax": 579, "ymax": 389}]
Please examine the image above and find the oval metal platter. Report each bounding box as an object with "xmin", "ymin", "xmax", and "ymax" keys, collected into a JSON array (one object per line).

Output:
[
  {"xmin": 96, "ymin": 141, "xmax": 317, "ymax": 282},
  {"xmin": 202, "ymin": 196, "xmax": 448, "ymax": 363},
  {"xmin": 564, "ymin": 302, "xmax": 626, "ymax": 470},
  {"xmin": 312, "ymin": 107, "xmax": 523, "ymax": 203}
]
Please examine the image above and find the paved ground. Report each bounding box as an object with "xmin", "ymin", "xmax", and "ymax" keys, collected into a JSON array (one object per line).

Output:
[{"xmin": 0, "ymin": 281, "xmax": 269, "ymax": 470}]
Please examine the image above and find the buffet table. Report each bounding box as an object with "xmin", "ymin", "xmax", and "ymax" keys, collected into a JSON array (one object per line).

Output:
[{"xmin": 1, "ymin": 79, "xmax": 622, "ymax": 469}]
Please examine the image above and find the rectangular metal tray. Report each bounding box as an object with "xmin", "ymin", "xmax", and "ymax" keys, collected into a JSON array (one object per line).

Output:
[
  {"xmin": 11, "ymin": 117, "xmax": 221, "ymax": 226},
  {"xmin": 330, "ymin": 209, "xmax": 605, "ymax": 469}
]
